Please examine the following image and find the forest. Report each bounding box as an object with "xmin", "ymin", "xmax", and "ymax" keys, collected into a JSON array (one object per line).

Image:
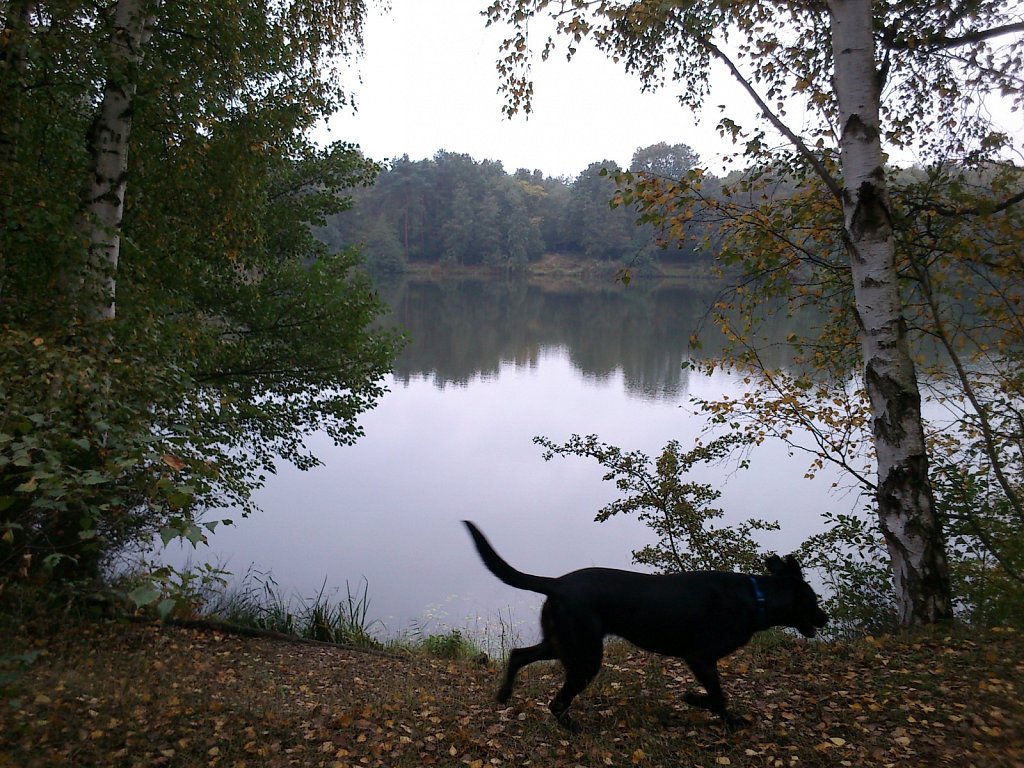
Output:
[{"xmin": 316, "ymin": 142, "xmax": 716, "ymax": 275}]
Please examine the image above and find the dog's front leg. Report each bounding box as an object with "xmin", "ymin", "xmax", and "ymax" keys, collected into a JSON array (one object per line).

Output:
[
  {"xmin": 683, "ymin": 659, "xmax": 750, "ymax": 729},
  {"xmin": 497, "ymin": 641, "xmax": 555, "ymax": 702}
]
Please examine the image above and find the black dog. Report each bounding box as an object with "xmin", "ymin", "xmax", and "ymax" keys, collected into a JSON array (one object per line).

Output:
[{"xmin": 463, "ymin": 520, "xmax": 828, "ymax": 731}]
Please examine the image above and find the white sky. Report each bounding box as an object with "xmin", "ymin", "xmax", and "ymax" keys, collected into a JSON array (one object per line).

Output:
[
  {"xmin": 322, "ymin": 0, "xmax": 742, "ymax": 178},
  {"xmin": 320, "ymin": 0, "xmax": 1024, "ymax": 179}
]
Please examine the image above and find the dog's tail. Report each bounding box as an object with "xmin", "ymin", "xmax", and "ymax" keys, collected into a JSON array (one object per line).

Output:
[{"xmin": 463, "ymin": 521, "xmax": 557, "ymax": 595}]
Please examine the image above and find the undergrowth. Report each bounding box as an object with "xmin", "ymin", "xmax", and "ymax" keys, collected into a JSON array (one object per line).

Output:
[
  {"xmin": 198, "ymin": 567, "xmax": 499, "ymax": 660},
  {"xmin": 202, "ymin": 568, "xmax": 385, "ymax": 649}
]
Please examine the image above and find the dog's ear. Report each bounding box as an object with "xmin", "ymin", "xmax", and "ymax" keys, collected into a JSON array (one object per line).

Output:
[
  {"xmin": 783, "ymin": 554, "xmax": 804, "ymax": 579},
  {"xmin": 766, "ymin": 554, "xmax": 806, "ymax": 579}
]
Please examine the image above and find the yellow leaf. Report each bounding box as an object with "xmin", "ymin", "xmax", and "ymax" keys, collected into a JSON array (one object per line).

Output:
[
  {"xmin": 631, "ymin": 749, "xmax": 646, "ymax": 764},
  {"xmin": 716, "ymin": 758, "xmax": 732, "ymax": 766},
  {"xmin": 162, "ymin": 453, "xmax": 187, "ymax": 471}
]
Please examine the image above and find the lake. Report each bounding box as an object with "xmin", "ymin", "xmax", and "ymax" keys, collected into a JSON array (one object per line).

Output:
[{"xmin": 165, "ymin": 276, "xmax": 856, "ymax": 648}]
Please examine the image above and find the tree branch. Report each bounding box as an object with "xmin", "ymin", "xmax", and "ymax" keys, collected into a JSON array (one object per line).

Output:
[
  {"xmin": 678, "ymin": 26, "xmax": 844, "ymax": 202},
  {"xmin": 908, "ymin": 187, "xmax": 1024, "ymax": 218},
  {"xmin": 885, "ymin": 21, "xmax": 1024, "ymax": 51},
  {"xmin": 905, "ymin": 248, "xmax": 1024, "ymax": 529}
]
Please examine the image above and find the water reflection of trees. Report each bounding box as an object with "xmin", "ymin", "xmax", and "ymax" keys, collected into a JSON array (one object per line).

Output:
[{"xmin": 378, "ymin": 278, "xmax": 815, "ymax": 399}]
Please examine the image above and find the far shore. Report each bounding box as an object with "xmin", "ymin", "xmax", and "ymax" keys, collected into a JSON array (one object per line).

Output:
[{"xmin": 393, "ymin": 253, "xmax": 721, "ymax": 288}]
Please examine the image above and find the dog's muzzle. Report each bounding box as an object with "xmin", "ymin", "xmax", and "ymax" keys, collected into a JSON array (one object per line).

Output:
[{"xmin": 799, "ymin": 607, "xmax": 829, "ymax": 638}]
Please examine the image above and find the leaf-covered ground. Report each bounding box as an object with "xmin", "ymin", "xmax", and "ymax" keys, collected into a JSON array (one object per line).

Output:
[{"xmin": 1, "ymin": 620, "xmax": 1021, "ymax": 767}]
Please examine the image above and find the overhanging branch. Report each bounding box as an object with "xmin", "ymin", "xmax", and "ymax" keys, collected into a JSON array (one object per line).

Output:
[
  {"xmin": 885, "ymin": 21, "xmax": 1024, "ymax": 51},
  {"xmin": 679, "ymin": 25, "xmax": 845, "ymax": 202}
]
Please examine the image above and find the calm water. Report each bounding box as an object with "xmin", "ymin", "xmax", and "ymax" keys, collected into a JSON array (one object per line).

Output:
[{"xmin": 166, "ymin": 278, "xmax": 855, "ymax": 646}]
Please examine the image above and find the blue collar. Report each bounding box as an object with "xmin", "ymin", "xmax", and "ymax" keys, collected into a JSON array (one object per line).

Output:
[{"xmin": 749, "ymin": 576, "xmax": 769, "ymax": 630}]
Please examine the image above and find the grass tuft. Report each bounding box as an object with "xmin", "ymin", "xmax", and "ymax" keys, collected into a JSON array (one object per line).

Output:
[
  {"xmin": 204, "ymin": 567, "xmax": 384, "ymax": 649},
  {"xmin": 417, "ymin": 628, "xmax": 483, "ymax": 660}
]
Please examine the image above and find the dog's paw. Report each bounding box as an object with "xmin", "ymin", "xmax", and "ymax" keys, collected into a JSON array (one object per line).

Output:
[
  {"xmin": 548, "ymin": 703, "xmax": 581, "ymax": 735},
  {"xmin": 684, "ymin": 692, "xmax": 711, "ymax": 709},
  {"xmin": 495, "ymin": 686, "xmax": 512, "ymax": 704},
  {"xmin": 723, "ymin": 712, "xmax": 752, "ymax": 730},
  {"xmin": 555, "ymin": 713, "xmax": 581, "ymax": 735}
]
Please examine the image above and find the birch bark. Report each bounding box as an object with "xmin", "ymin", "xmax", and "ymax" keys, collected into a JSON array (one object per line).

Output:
[
  {"xmin": 79, "ymin": 0, "xmax": 155, "ymax": 321},
  {"xmin": 828, "ymin": 0, "xmax": 953, "ymax": 623}
]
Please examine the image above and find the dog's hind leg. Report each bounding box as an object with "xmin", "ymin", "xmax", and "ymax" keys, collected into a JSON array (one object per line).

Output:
[
  {"xmin": 497, "ymin": 640, "xmax": 556, "ymax": 703},
  {"xmin": 548, "ymin": 638, "xmax": 603, "ymax": 734},
  {"xmin": 683, "ymin": 659, "xmax": 750, "ymax": 728},
  {"xmin": 548, "ymin": 644, "xmax": 602, "ymax": 733}
]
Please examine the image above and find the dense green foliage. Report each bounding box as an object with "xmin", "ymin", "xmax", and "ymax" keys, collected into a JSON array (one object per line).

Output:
[
  {"xmin": 317, "ymin": 143, "xmax": 712, "ymax": 275},
  {"xmin": 0, "ymin": 1, "xmax": 400, "ymax": 587}
]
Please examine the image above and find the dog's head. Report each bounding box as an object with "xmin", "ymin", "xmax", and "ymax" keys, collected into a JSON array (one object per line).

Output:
[{"xmin": 765, "ymin": 554, "xmax": 829, "ymax": 638}]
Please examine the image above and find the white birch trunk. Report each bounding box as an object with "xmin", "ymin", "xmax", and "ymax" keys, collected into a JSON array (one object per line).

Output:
[
  {"xmin": 80, "ymin": 0, "xmax": 154, "ymax": 321},
  {"xmin": 828, "ymin": 0, "xmax": 952, "ymax": 624}
]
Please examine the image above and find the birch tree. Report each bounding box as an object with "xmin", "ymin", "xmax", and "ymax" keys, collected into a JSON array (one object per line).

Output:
[
  {"xmin": 484, "ymin": 0, "xmax": 1024, "ymax": 624},
  {"xmin": 0, "ymin": 0, "xmax": 397, "ymax": 584},
  {"xmin": 77, "ymin": 0, "xmax": 157, "ymax": 321},
  {"xmin": 827, "ymin": 0, "xmax": 949, "ymax": 624}
]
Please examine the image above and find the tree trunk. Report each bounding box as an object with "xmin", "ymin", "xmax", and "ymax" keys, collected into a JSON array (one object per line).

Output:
[
  {"xmin": 828, "ymin": 0, "xmax": 953, "ymax": 624},
  {"xmin": 0, "ymin": 1, "xmax": 34, "ymax": 213},
  {"xmin": 78, "ymin": 0, "xmax": 155, "ymax": 321}
]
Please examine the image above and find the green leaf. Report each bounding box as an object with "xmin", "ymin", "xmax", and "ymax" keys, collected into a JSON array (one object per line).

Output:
[
  {"xmin": 128, "ymin": 585, "xmax": 161, "ymax": 608},
  {"xmin": 184, "ymin": 524, "xmax": 207, "ymax": 547},
  {"xmin": 158, "ymin": 527, "xmax": 178, "ymax": 547},
  {"xmin": 167, "ymin": 491, "xmax": 193, "ymax": 509},
  {"xmin": 41, "ymin": 553, "xmax": 72, "ymax": 570},
  {"xmin": 80, "ymin": 471, "xmax": 108, "ymax": 486}
]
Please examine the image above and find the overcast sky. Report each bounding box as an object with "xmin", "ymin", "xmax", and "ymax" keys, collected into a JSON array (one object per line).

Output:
[
  {"xmin": 320, "ymin": 0, "xmax": 1023, "ymax": 179},
  {"xmin": 322, "ymin": 0, "xmax": 741, "ymax": 179}
]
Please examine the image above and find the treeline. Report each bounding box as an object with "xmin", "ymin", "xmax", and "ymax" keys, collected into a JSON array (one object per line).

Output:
[{"xmin": 317, "ymin": 142, "xmax": 715, "ymax": 274}]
